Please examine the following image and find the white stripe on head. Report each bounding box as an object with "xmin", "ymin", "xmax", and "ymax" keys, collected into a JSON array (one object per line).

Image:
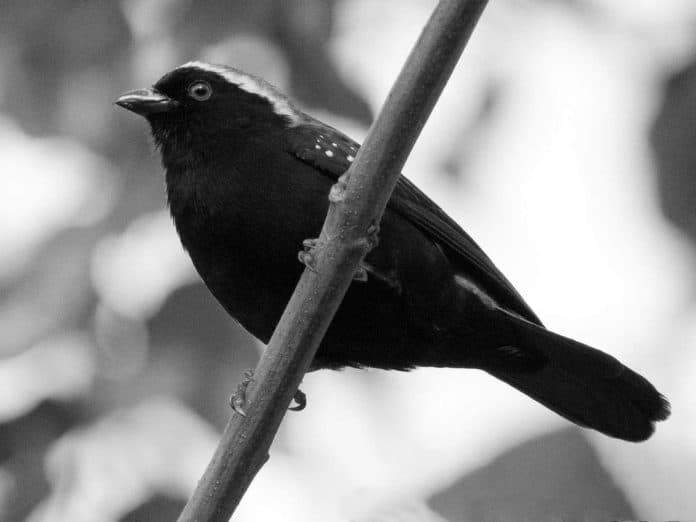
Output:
[{"xmin": 179, "ymin": 61, "xmax": 301, "ymax": 124}]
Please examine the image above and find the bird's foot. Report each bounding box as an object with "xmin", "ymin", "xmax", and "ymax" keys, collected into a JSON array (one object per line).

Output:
[
  {"xmin": 299, "ymin": 217, "xmax": 378, "ymax": 278},
  {"xmin": 289, "ymin": 388, "xmax": 307, "ymax": 411},
  {"xmin": 229, "ymin": 369, "xmax": 255, "ymax": 417},
  {"xmin": 298, "ymin": 238, "xmax": 320, "ymax": 272},
  {"xmin": 329, "ymin": 172, "xmax": 350, "ymax": 203}
]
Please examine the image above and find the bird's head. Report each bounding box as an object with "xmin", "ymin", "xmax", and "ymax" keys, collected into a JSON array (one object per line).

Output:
[{"xmin": 116, "ymin": 62, "xmax": 302, "ymax": 154}]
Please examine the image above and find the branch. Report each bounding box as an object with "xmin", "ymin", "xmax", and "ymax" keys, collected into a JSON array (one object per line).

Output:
[{"xmin": 177, "ymin": 1, "xmax": 488, "ymax": 520}]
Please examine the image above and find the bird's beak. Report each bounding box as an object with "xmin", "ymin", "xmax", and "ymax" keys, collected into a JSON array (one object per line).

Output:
[{"xmin": 115, "ymin": 88, "xmax": 178, "ymax": 116}]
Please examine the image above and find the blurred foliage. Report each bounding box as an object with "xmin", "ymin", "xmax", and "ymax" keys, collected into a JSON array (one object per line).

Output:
[
  {"xmin": 0, "ymin": 1, "xmax": 372, "ymax": 518},
  {"xmin": 651, "ymin": 56, "xmax": 696, "ymax": 247},
  {"xmin": 430, "ymin": 429, "xmax": 635, "ymax": 522}
]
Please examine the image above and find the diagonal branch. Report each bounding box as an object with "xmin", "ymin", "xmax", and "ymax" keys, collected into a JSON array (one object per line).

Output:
[{"xmin": 178, "ymin": 1, "xmax": 489, "ymax": 520}]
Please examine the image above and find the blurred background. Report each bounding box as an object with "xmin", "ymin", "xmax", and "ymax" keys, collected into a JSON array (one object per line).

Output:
[{"xmin": 1, "ymin": 0, "xmax": 695, "ymax": 520}]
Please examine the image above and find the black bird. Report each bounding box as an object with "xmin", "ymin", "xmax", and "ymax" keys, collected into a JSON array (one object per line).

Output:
[{"xmin": 116, "ymin": 62, "xmax": 669, "ymax": 441}]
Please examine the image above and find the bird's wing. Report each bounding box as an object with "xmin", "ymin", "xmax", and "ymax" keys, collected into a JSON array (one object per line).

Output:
[{"xmin": 283, "ymin": 121, "xmax": 542, "ymax": 325}]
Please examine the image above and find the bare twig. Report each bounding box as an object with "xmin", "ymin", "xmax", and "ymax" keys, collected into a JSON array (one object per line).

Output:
[{"xmin": 177, "ymin": 1, "xmax": 488, "ymax": 520}]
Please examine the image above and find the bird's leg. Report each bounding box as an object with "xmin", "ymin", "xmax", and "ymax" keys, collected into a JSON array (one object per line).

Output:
[
  {"xmin": 289, "ymin": 388, "xmax": 307, "ymax": 411},
  {"xmin": 229, "ymin": 369, "xmax": 255, "ymax": 417},
  {"xmin": 230, "ymin": 370, "xmax": 308, "ymax": 415}
]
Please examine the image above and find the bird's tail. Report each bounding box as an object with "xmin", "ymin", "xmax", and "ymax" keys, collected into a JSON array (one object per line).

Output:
[{"xmin": 472, "ymin": 309, "xmax": 670, "ymax": 442}]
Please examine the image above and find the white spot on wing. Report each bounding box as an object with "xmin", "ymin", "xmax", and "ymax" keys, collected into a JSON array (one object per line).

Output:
[
  {"xmin": 325, "ymin": 150, "xmax": 334, "ymax": 158},
  {"xmin": 179, "ymin": 61, "xmax": 301, "ymax": 125},
  {"xmin": 347, "ymin": 155, "xmax": 354, "ymax": 162}
]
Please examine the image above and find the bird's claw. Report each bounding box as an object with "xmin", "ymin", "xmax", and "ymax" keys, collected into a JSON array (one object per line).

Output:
[
  {"xmin": 229, "ymin": 369, "xmax": 255, "ymax": 417},
  {"xmin": 298, "ymin": 238, "xmax": 320, "ymax": 272},
  {"xmin": 303, "ymin": 238, "xmax": 319, "ymax": 250},
  {"xmin": 297, "ymin": 251, "xmax": 317, "ymax": 272},
  {"xmin": 289, "ymin": 388, "xmax": 307, "ymax": 411}
]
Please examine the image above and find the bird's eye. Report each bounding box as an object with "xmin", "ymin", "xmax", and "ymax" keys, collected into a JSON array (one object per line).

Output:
[{"xmin": 187, "ymin": 81, "xmax": 212, "ymax": 101}]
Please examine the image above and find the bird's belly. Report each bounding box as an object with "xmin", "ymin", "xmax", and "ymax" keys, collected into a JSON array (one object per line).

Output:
[
  {"xmin": 173, "ymin": 164, "xmax": 459, "ymax": 370},
  {"xmin": 184, "ymin": 221, "xmax": 435, "ymax": 371},
  {"xmin": 188, "ymin": 234, "xmax": 300, "ymax": 342}
]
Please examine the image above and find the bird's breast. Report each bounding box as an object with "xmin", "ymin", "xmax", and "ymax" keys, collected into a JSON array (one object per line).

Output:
[{"xmin": 165, "ymin": 155, "xmax": 331, "ymax": 341}]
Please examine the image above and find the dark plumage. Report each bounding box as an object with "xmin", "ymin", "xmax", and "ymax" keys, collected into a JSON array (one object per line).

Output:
[{"xmin": 116, "ymin": 62, "xmax": 669, "ymax": 441}]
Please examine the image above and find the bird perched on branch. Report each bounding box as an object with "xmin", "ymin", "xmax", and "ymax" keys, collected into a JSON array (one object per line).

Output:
[{"xmin": 116, "ymin": 62, "xmax": 669, "ymax": 442}]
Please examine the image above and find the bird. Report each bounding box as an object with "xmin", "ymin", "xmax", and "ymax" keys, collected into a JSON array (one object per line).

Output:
[{"xmin": 116, "ymin": 61, "xmax": 669, "ymax": 442}]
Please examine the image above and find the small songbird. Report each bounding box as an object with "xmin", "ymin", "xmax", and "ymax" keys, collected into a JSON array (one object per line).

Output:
[{"xmin": 116, "ymin": 62, "xmax": 669, "ymax": 441}]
